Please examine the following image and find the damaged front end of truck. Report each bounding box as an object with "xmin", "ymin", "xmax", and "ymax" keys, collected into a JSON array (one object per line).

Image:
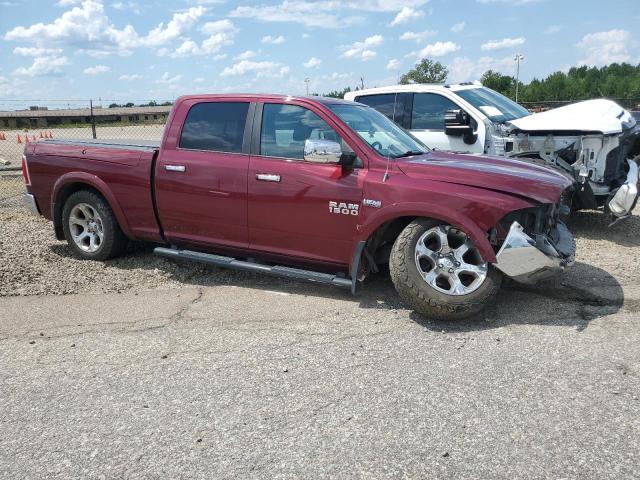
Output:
[{"xmin": 487, "ymin": 99, "xmax": 640, "ymax": 221}]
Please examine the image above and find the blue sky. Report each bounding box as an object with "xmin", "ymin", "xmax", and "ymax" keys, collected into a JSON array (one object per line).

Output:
[{"xmin": 0, "ymin": 0, "xmax": 638, "ymax": 108}]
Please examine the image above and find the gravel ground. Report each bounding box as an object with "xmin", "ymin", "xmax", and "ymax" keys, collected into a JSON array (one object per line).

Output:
[{"xmin": 1, "ymin": 201, "xmax": 639, "ymax": 302}]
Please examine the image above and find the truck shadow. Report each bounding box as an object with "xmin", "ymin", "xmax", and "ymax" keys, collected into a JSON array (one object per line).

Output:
[
  {"xmin": 49, "ymin": 243, "xmax": 625, "ymax": 333},
  {"xmin": 567, "ymin": 210, "xmax": 640, "ymax": 247}
]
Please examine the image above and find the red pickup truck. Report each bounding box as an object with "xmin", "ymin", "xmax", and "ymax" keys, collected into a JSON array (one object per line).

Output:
[{"xmin": 22, "ymin": 94, "xmax": 575, "ymax": 319}]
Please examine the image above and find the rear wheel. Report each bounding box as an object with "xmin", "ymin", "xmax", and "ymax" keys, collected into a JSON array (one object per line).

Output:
[
  {"xmin": 389, "ymin": 219, "xmax": 502, "ymax": 320},
  {"xmin": 62, "ymin": 190, "xmax": 127, "ymax": 261}
]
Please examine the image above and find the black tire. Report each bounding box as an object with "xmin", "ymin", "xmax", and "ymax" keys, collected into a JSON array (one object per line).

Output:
[
  {"xmin": 62, "ymin": 190, "xmax": 128, "ymax": 261},
  {"xmin": 389, "ymin": 218, "xmax": 502, "ymax": 321}
]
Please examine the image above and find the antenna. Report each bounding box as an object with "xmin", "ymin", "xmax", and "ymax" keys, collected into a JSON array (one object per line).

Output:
[{"xmin": 382, "ymin": 92, "xmax": 398, "ymax": 183}]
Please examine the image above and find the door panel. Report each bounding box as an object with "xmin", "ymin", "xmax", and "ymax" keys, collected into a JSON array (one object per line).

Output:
[
  {"xmin": 248, "ymin": 102, "xmax": 363, "ymax": 265},
  {"xmin": 155, "ymin": 101, "xmax": 252, "ymax": 249}
]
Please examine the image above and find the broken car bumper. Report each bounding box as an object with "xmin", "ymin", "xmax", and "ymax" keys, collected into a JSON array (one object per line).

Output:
[
  {"xmin": 494, "ymin": 221, "xmax": 574, "ymax": 284},
  {"xmin": 608, "ymin": 158, "xmax": 639, "ymax": 217}
]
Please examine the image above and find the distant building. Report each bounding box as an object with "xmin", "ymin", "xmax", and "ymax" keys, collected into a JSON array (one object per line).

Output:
[{"xmin": 0, "ymin": 105, "xmax": 172, "ymax": 129}]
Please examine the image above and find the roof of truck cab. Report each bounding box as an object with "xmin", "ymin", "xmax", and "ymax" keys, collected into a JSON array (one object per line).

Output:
[{"xmin": 176, "ymin": 94, "xmax": 358, "ymax": 105}]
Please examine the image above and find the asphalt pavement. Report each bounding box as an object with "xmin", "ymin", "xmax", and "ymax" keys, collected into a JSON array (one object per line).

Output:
[{"xmin": 1, "ymin": 274, "xmax": 638, "ymax": 479}]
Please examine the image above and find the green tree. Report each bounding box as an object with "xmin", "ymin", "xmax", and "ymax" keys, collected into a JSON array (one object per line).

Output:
[
  {"xmin": 480, "ymin": 70, "xmax": 514, "ymax": 96},
  {"xmin": 325, "ymin": 86, "xmax": 353, "ymax": 98},
  {"xmin": 399, "ymin": 59, "xmax": 448, "ymax": 84}
]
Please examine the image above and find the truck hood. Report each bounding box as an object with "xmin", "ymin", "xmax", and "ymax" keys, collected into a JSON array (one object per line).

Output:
[
  {"xmin": 507, "ymin": 99, "xmax": 635, "ymax": 135},
  {"xmin": 398, "ymin": 151, "xmax": 572, "ymax": 204}
]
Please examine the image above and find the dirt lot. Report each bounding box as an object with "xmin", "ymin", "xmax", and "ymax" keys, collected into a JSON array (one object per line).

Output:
[{"xmin": 0, "ymin": 200, "xmax": 639, "ymax": 478}]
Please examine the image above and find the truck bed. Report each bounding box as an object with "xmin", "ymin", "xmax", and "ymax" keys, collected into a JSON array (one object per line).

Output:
[{"xmin": 27, "ymin": 137, "xmax": 163, "ymax": 243}]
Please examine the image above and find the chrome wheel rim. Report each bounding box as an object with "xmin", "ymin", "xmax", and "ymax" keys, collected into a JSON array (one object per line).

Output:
[
  {"xmin": 414, "ymin": 225, "xmax": 488, "ymax": 296},
  {"xmin": 69, "ymin": 203, "xmax": 104, "ymax": 253}
]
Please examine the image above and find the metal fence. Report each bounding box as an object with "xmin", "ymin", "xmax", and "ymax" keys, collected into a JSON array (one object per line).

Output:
[{"xmin": 0, "ymin": 100, "xmax": 171, "ymax": 208}]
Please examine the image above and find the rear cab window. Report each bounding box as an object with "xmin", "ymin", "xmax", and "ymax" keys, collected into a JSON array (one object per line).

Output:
[
  {"xmin": 355, "ymin": 93, "xmax": 411, "ymax": 128},
  {"xmin": 180, "ymin": 102, "xmax": 249, "ymax": 152}
]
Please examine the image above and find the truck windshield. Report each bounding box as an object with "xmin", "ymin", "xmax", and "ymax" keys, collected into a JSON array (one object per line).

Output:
[
  {"xmin": 329, "ymin": 104, "xmax": 428, "ymax": 158},
  {"xmin": 453, "ymin": 87, "xmax": 530, "ymax": 123}
]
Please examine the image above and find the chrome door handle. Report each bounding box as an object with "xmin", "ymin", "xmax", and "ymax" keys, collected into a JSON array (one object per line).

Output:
[
  {"xmin": 256, "ymin": 173, "xmax": 281, "ymax": 182},
  {"xmin": 165, "ymin": 165, "xmax": 186, "ymax": 172}
]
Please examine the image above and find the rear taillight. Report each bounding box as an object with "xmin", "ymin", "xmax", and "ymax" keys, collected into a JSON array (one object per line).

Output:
[{"xmin": 22, "ymin": 154, "xmax": 31, "ymax": 186}]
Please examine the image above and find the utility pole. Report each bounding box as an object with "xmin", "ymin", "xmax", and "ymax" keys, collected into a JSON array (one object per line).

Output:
[
  {"xmin": 304, "ymin": 77, "xmax": 310, "ymax": 96},
  {"xmin": 514, "ymin": 54, "xmax": 524, "ymax": 103},
  {"xmin": 360, "ymin": 77, "xmax": 364, "ymax": 90},
  {"xmin": 90, "ymin": 99, "xmax": 97, "ymax": 139}
]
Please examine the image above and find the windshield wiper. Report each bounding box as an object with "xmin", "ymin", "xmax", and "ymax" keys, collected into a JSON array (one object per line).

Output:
[{"xmin": 393, "ymin": 150, "xmax": 424, "ymax": 158}]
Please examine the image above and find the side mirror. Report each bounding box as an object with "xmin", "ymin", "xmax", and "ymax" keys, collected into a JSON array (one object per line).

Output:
[
  {"xmin": 304, "ymin": 139, "xmax": 355, "ymax": 166},
  {"xmin": 444, "ymin": 109, "xmax": 477, "ymax": 145}
]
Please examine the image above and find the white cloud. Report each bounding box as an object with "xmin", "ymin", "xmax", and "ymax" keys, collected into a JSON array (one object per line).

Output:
[
  {"xmin": 544, "ymin": 24, "xmax": 561, "ymax": 34},
  {"xmin": 341, "ymin": 35, "xmax": 383, "ymax": 61},
  {"xmin": 193, "ymin": 77, "xmax": 205, "ymax": 83},
  {"xmin": 577, "ymin": 29, "xmax": 631, "ymax": 66},
  {"xmin": 235, "ymin": 49, "xmax": 258, "ymax": 60},
  {"xmin": 143, "ymin": 6, "xmax": 205, "ymax": 46},
  {"xmin": 386, "ymin": 58, "xmax": 401, "ymax": 70},
  {"xmin": 221, "ymin": 60, "xmax": 290, "ymax": 78},
  {"xmin": 111, "ymin": 1, "xmax": 140, "ymax": 14},
  {"xmin": 5, "ymin": 0, "xmax": 205, "ymax": 56},
  {"xmin": 261, "ymin": 34, "xmax": 285, "ymax": 44},
  {"xmin": 119, "ymin": 73, "xmax": 142, "ymax": 80},
  {"xmin": 201, "ymin": 19, "xmax": 235, "ymax": 35},
  {"xmin": 56, "ymin": 0, "xmax": 80, "ymax": 5},
  {"xmin": 156, "ymin": 72, "xmax": 182, "ymax": 84},
  {"xmin": 321, "ymin": 72, "xmax": 352, "ymax": 81},
  {"xmin": 13, "ymin": 47, "xmax": 63, "ymax": 56},
  {"xmin": 160, "ymin": 20, "xmax": 238, "ymax": 58},
  {"xmin": 481, "ymin": 37, "xmax": 525, "ymax": 51},
  {"xmin": 399, "ymin": 30, "xmax": 436, "ymax": 42},
  {"xmin": 389, "ymin": 6, "xmax": 424, "ymax": 26},
  {"xmin": 447, "ymin": 55, "xmax": 515, "ymax": 82},
  {"xmin": 83, "ymin": 64, "xmax": 110, "ymax": 75},
  {"xmin": 451, "ymin": 21, "xmax": 465, "ymax": 33},
  {"xmin": 229, "ymin": 0, "xmax": 429, "ymax": 28},
  {"xmin": 416, "ymin": 41, "xmax": 460, "ymax": 58},
  {"xmin": 13, "ymin": 56, "xmax": 70, "ymax": 77},
  {"xmin": 303, "ymin": 57, "xmax": 322, "ymax": 68},
  {"xmin": 476, "ymin": 0, "xmax": 542, "ymax": 4}
]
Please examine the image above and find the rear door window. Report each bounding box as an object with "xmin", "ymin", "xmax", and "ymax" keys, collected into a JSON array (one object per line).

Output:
[
  {"xmin": 411, "ymin": 93, "xmax": 459, "ymax": 130},
  {"xmin": 180, "ymin": 102, "xmax": 249, "ymax": 152}
]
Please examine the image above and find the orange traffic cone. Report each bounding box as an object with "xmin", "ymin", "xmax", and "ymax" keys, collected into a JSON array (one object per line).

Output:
[
  {"xmin": 24, "ymin": 135, "xmax": 28, "ymax": 144},
  {"xmin": 32, "ymin": 135, "xmax": 36, "ymax": 141},
  {"xmin": 0, "ymin": 132, "xmax": 5, "ymax": 140},
  {"xmin": 39, "ymin": 132, "xmax": 43, "ymax": 138},
  {"xmin": 48, "ymin": 131, "xmax": 53, "ymax": 139}
]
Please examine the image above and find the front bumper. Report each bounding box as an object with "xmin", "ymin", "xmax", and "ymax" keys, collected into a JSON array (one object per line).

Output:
[
  {"xmin": 608, "ymin": 158, "xmax": 639, "ymax": 217},
  {"xmin": 494, "ymin": 221, "xmax": 575, "ymax": 284},
  {"xmin": 22, "ymin": 193, "xmax": 40, "ymax": 215}
]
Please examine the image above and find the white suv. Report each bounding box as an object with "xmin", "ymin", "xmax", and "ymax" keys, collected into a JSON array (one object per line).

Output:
[{"xmin": 345, "ymin": 83, "xmax": 640, "ymax": 219}]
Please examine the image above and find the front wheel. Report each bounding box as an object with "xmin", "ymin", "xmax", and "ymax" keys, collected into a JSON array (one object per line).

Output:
[
  {"xmin": 62, "ymin": 190, "xmax": 128, "ymax": 261},
  {"xmin": 389, "ymin": 219, "xmax": 502, "ymax": 320}
]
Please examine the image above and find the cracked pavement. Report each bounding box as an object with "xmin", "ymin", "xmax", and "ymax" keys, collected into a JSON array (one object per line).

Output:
[
  {"xmin": 1, "ymin": 207, "xmax": 640, "ymax": 478},
  {"xmin": 1, "ymin": 271, "xmax": 640, "ymax": 479}
]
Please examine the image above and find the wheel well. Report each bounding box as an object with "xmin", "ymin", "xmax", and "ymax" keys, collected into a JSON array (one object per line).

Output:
[
  {"xmin": 52, "ymin": 183, "xmax": 104, "ymax": 240},
  {"xmin": 365, "ymin": 216, "xmax": 417, "ymax": 266}
]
